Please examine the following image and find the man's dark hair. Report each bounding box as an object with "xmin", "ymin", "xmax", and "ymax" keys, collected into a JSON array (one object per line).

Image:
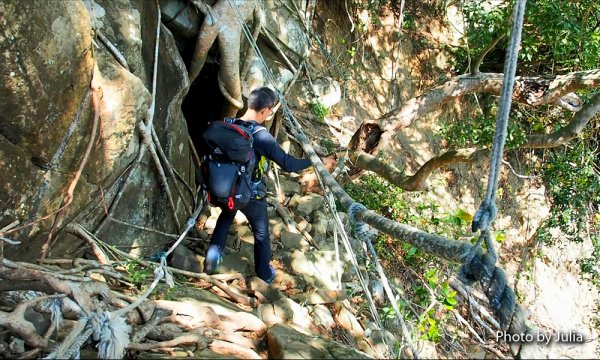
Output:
[{"xmin": 247, "ymin": 87, "xmax": 276, "ymax": 111}]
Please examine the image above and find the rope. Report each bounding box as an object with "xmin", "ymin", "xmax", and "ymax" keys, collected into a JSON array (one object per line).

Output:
[
  {"xmin": 468, "ymin": 0, "xmax": 527, "ymax": 261},
  {"xmin": 227, "ymin": 0, "xmax": 530, "ymax": 355},
  {"xmin": 348, "ymin": 203, "xmax": 419, "ymax": 359},
  {"xmin": 459, "ymin": 0, "xmax": 529, "ymax": 340}
]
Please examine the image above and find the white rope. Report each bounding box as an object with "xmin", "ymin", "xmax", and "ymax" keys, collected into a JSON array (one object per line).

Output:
[{"xmin": 469, "ymin": 0, "xmax": 527, "ymax": 263}]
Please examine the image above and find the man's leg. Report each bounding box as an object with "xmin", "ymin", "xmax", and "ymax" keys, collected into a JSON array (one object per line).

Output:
[
  {"xmin": 205, "ymin": 208, "xmax": 236, "ymax": 274},
  {"xmin": 241, "ymin": 198, "xmax": 273, "ymax": 282}
]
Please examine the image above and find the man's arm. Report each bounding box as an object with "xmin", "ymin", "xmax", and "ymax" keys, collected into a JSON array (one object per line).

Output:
[{"xmin": 254, "ymin": 130, "xmax": 311, "ymax": 173}]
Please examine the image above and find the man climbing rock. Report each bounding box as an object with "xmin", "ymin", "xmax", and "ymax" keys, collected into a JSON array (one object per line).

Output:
[{"xmin": 204, "ymin": 87, "xmax": 312, "ymax": 284}]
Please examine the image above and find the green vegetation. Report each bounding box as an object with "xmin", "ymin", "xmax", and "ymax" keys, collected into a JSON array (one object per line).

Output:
[
  {"xmin": 125, "ymin": 259, "xmax": 152, "ymax": 289},
  {"xmin": 344, "ymin": 174, "xmax": 466, "ymax": 342},
  {"xmin": 309, "ymin": 101, "xmax": 329, "ymax": 123}
]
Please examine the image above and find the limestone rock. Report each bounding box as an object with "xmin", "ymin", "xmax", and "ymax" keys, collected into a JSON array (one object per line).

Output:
[
  {"xmin": 293, "ymin": 289, "xmax": 345, "ymax": 305},
  {"xmin": 257, "ymin": 297, "xmax": 314, "ymax": 332},
  {"xmin": 286, "ymin": 250, "xmax": 344, "ymax": 291},
  {"xmin": 334, "ymin": 301, "xmax": 365, "ymax": 340},
  {"xmin": 267, "ymin": 323, "xmax": 372, "ymax": 359},
  {"xmin": 294, "ymin": 194, "xmax": 325, "ymax": 217},
  {"xmin": 168, "ymin": 244, "xmax": 203, "ymax": 273},
  {"xmin": 279, "ymin": 177, "xmax": 302, "ymax": 195},
  {"xmin": 280, "ymin": 231, "xmax": 310, "ymax": 251},
  {"xmin": 311, "ymin": 304, "xmax": 335, "ymax": 330}
]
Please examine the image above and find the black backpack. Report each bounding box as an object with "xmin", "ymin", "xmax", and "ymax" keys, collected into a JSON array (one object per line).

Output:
[{"xmin": 201, "ymin": 118, "xmax": 265, "ymax": 211}]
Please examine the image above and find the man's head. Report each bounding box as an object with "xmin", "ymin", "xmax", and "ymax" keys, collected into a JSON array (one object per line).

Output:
[{"xmin": 245, "ymin": 87, "xmax": 276, "ymax": 123}]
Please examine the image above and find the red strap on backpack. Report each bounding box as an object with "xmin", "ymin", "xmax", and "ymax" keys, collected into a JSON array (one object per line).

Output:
[{"xmin": 227, "ymin": 197, "xmax": 234, "ymax": 210}]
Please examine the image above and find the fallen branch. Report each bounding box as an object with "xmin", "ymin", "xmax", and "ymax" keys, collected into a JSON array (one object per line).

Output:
[
  {"xmin": 94, "ymin": 240, "xmax": 254, "ymax": 306},
  {"xmin": 271, "ymin": 200, "xmax": 319, "ymax": 250}
]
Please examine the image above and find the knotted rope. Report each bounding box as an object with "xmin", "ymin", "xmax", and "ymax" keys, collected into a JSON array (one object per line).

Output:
[{"xmin": 459, "ymin": 0, "xmax": 530, "ymax": 339}]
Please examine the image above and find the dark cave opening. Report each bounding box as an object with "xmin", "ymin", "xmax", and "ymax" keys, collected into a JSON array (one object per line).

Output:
[{"xmin": 181, "ymin": 62, "xmax": 225, "ymax": 156}]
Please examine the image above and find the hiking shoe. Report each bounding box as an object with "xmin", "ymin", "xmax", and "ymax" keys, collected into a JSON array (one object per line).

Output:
[
  {"xmin": 264, "ymin": 264, "xmax": 276, "ymax": 285},
  {"xmin": 204, "ymin": 245, "xmax": 222, "ymax": 275}
]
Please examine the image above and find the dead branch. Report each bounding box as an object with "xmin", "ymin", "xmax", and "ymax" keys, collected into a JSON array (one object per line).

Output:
[
  {"xmin": 381, "ymin": 69, "xmax": 600, "ymax": 130},
  {"xmin": 94, "ymin": 242, "xmax": 254, "ymax": 306},
  {"xmin": 271, "ymin": 200, "xmax": 319, "ymax": 249},
  {"xmin": 450, "ymin": 278, "xmax": 501, "ymax": 332}
]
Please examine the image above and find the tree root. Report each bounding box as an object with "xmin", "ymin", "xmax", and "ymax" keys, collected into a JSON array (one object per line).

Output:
[
  {"xmin": 129, "ymin": 333, "xmax": 208, "ymax": 351},
  {"xmin": 39, "ymin": 63, "xmax": 101, "ymax": 262}
]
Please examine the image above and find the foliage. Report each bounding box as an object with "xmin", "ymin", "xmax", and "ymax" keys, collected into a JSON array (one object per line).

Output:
[
  {"xmin": 125, "ymin": 259, "xmax": 152, "ymax": 289},
  {"xmin": 538, "ymin": 139, "xmax": 600, "ymax": 244},
  {"xmin": 456, "ymin": 0, "xmax": 600, "ymax": 73},
  {"xmin": 309, "ymin": 101, "xmax": 329, "ymax": 122},
  {"xmin": 437, "ymin": 98, "xmax": 528, "ymax": 148},
  {"xmin": 345, "ymin": 175, "xmax": 465, "ymax": 342},
  {"xmin": 319, "ymin": 138, "xmax": 338, "ymax": 154}
]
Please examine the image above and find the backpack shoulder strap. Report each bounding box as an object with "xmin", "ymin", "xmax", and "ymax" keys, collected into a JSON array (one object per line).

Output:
[{"xmin": 251, "ymin": 126, "xmax": 267, "ymax": 135}]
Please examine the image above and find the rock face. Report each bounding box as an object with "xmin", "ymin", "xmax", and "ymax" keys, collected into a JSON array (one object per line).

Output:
[
  {"xmin": 0, "ymin": 0, "xmax": 195, "ymax": 259},
  {"xmin": 267, "ymin": 323, "xmax": 372, "ymax": 359}
]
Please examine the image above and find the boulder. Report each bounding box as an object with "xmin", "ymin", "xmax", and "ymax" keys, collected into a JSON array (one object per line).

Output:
[
  {"xmin": 286, "ymin": 250, "xmax": 344, "ymax": 291},
  {"xmin": 279, "ymin": 177, "xmax": 302, "ymax": 196},
  {"xmin": 294, "ymin": 194, "xmax": 325, "ymax": 217},
  {"xmin": 311, "ymin": 304, "xmax": 335, "ymax": 330},
  {"xmin": 280, "ymin": 230, "xmax": 310, "ymax": 251},
  {"xmin": 334, "ymin": 300, "xmax": 365, "ymax": 340},
  {"xmin": 257, "ymin": 296, "xmax": 314, "ymax": 332},
  {"xmin": 168, "ymin": 244, "xmax": 203, "ymax": 273},
  {"xmin": 1, "ymin": 0, "xmax": 195, "ymax": 260},
  {"xmin": 267, "ymin": 323, "xmax": 372, "ymax": 359}
]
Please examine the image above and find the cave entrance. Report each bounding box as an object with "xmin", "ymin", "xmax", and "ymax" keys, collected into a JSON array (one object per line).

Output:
[{"xmin": 182, "ymin": 62, "xmax": 225, "ymax": 156}]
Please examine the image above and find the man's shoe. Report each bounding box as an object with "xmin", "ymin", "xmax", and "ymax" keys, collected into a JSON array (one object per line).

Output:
[
  {"xmin": 264, "ymin": 264, "xmax": 276, "ymax": 285},
  {"xmin": 204, "ymin": 245, "xmax": 222, "ymax": 275}
]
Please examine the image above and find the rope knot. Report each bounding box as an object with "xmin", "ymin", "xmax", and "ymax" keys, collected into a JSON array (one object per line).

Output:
[
  {"xmin": 348, "ymin": 202, "xmax": 378, "ymax": 242},
  {"xmin": 472, "ymin": 201, "xmax": 498, "ymax": 232}
]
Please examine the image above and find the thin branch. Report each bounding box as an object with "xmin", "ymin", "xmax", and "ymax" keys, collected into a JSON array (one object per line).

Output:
[
  {"xmin": 128, "ymin": 333, "xmax": 208, "ymax": 351},
  {"xmin": 471, "ymin": 34, "xmax": 505, "ymax": 74},
  {"xmin": 64, "ymin": 223, "xmax": 110, "ymax": 265},
  {"xmin": 151, "ymin": 127, "xmax": 192, "ymax": 214}
]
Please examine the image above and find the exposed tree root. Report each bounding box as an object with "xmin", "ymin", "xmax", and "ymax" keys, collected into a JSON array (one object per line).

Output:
[
  {"xmin": 188, "ymin": 0, "xmax": 262, "ymax": 117},
  {"xmin": 38, "ymin": 64, "xmax": 101, "ymax": 262}
]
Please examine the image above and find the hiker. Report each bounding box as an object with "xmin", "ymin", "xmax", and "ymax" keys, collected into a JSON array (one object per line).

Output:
[{"xmin": 204, "ymin": 87, "xmax": 312, "ymax": 284}]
